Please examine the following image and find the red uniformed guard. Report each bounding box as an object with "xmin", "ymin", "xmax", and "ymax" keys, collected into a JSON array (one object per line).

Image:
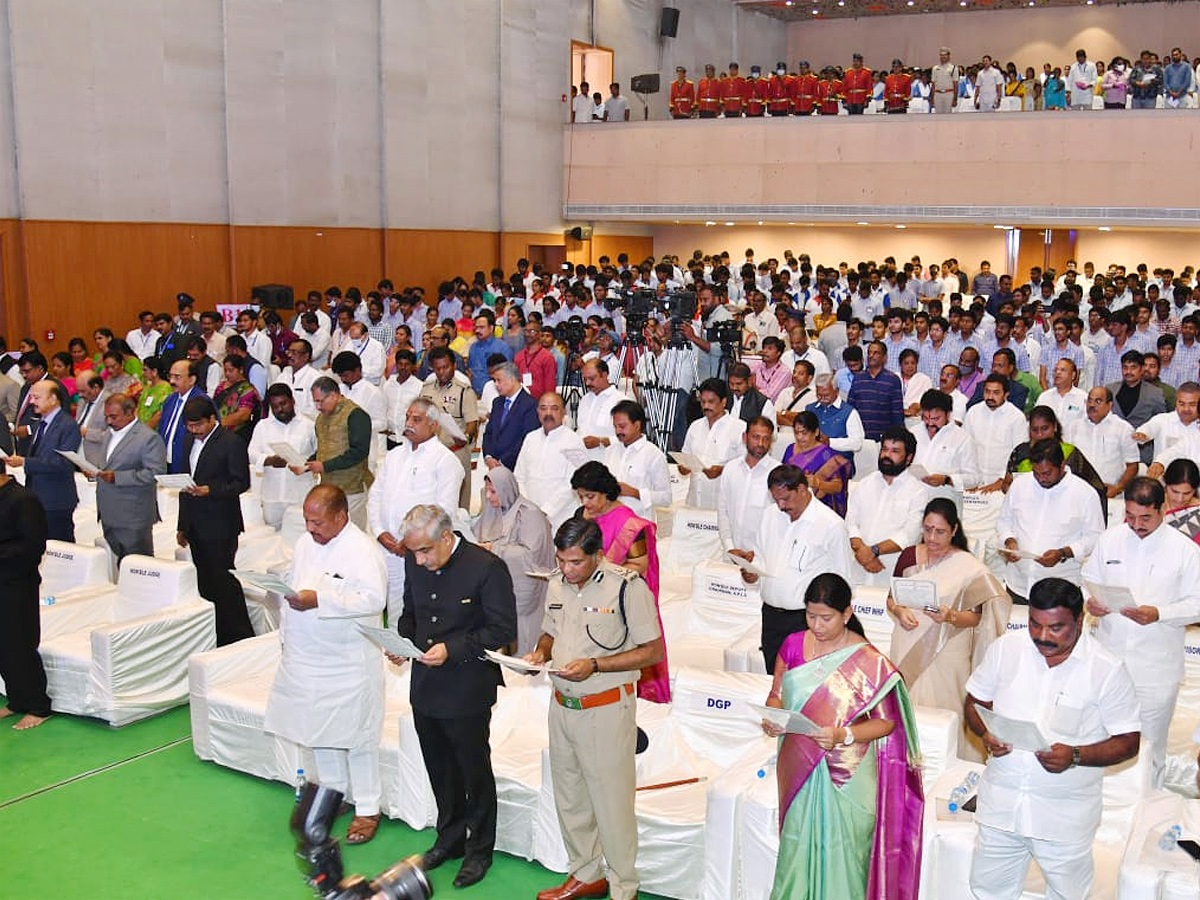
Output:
[
  {"xmin": 721, "ymin": 62, "xmax": 747, "ymax": 117},
  {"xmin": 766, "ymin": 62, "xmax": 793, "ymax": 116},
  {"xmin": 791, "ymin": 60, "xmax": 819, "ymax": 116},
  {"xmin": 745, "ymin": 65, "xmax": 768, "ymax": 117},
  {"xmin": 842, "ymin": 53, "xmax": 873, "ymax": 114},
  {"xmin": 815, "ymin": 67, "xmax": 843, "ymax": 116},
  {"xmin": 697, "ymin": 64, "xmax": 722, "ymax": 118},
  {"xmin": 884, "ymin": 58, "xmax": 914, "ymax": 114},
  {"xmin": 670, "ymin": 66, "xmax": 695, "ymax": 119}
]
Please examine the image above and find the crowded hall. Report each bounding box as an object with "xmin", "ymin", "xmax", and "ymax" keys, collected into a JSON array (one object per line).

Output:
[{"xmin": 2, "ymin": 2, "xmax": 1200, "ymax": 900}]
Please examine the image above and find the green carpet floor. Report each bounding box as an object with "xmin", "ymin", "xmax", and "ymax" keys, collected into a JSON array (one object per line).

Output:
[{"xmin": 0, "ymin": 697, "xmax": 668, "ymax": 900}]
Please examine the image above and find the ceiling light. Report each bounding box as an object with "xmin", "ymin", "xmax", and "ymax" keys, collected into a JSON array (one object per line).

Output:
[
  {"xmin": 856, "ymin": 221, "xmax": 869, "ymax": 226},
  {"xmin": 895, "ymin": 224, "xmax": 906, "ymax": 229},
  {"xmin": 704, "ymin": 221, "xmax": 716, "ymax": 227},
  {"xmin": 788, "ymin": 222, "xmax": 796, "ymax": 225},
  {"xmin": 1098, "ymin": 226, "xmax": 1111, "ymax": 232},
  {"xmin": 837, "ymin": 1, "xmax": 845, "ymax": 6},
  {"xmin": 757, "ymin": 221, "xmax": 764, "ymax": 225},
  {"xmin": 725, "ymin": 222, "xmax": 735, "ymax": 226},
  {"xmin": 907, "ymin": 1, "xmax": 914, "ymax": 6},
  {"xmin": 811, "ymin": 8, "xmax": 819, "ymax": 14}
]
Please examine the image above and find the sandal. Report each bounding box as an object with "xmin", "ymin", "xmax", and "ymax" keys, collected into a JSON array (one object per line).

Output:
[{"xmin": 346, "ymin": 814, "xmax": 380, "ymax": 844}]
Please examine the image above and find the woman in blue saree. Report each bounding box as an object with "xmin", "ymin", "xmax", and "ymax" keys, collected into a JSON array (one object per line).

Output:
[{"xmin": 761, "ymin": 573, "xmax": 924, "ymax": 900}]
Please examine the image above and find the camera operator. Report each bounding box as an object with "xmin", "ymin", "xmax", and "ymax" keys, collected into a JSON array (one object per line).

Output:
[{"xmin": 680, "ymin": 285, "xmax": 733, "ymax": 384}]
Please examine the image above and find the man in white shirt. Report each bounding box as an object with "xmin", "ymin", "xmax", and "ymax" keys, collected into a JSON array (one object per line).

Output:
[
  {"xmin": 846, "ymin": 428, "xmax": 929, "ymax": 586},
  {"xmin": 779, "ymin": 324, "xmax": 830, "ymax": 376},
  {"xmin": 1037, "ymin": 358, "xmax": 1087, "ymax": 430},
  {"xmin": 974, "ymin": 55, "xmax": 1005, "ymax": 110},
  {"xmin": 604, "ymin": 400, "xmax": 671, "ymax": 521},
  {"xmin": 298, "ymin": 312, "xmax": 332, "ymax": 369},
  {"xmin": 330, "ymin": 306, "xmax": 356, "ymax": 360},
  {"xmin": 125, "ymin": 311, "xmax": 160, "ymax": 361},
  {"xmin": 741, "ymin": 290, "xmax": 780, "ymax": 353},
  {"xmin": 366, "ymin": 398, "xmax": 464, "ymax": 624},
  {"xmin": 730, "ymin": 463, "xmax": 851, "ymax": 673},
  {"xmin": 997, "ymin": 440, "xmax": 1105, "ymax": 603},
  {"xmin": 1067, "ymin": 48, "xmax": 1098, "ymax": 109},
  {"xmin": 345, "ymin": 323, "xmax": 385, "ymax": 386},
  {"xmin": 278, "ymin": 338, "xmax": 322, "ymax": 420},
  {"xmin": 236, "ymin": 309, "xmax": 271, "ymax": 369},
  {"xmin": 247, "ymin": 384, "xmax": 317, "ymax": 528},
  {"xmin": 937, "ymin": 364, "xmax": 969, "ymax": 424},
  {"xmin": 717, "ymin": 416, "xmax": 780, "ymax": 552},
  {"xmin": 1065, "ymin": 388, "xmax": 1139, "ymax": 513},
  {"xmin": 963, "ymin": 375, "xmax": 1028, "ymax": 492},
  {"xmin": 333, "ymin": 351, "xmax": 387, "ymax": 469},
  {"xmin": 198, "ymin": 312, "xmax": 229, "ymax": 364},
  {"xmin": 914, "ymin": 389, "xmax": 978, "ymax": 501},
  {"xmin": 514, "ymin": 392, "xmax": 588, "ymax": 531},
  {"xmin": 773, "ymin": 360, "xmax": 817, "ymax": 458},
  {"xmin": 263, "ymin": 484, "xmax": 389, "ymax": 844},
  {"xmin": 382, "ymin": 349, "xmax": 422, "ymax": 448},
  {"xmin": 571, "ymin": 81, "xmax": 593, "ymax": 123},
  {"xmin": 575, "ymin": 359, "xmax": 628, "ymax": 461},
  {"xmin": 1082, "ymin": 477, "xmax": 1200, "ymax": 784},
  {"xmin": 964, "ymin": 578, "xmax": 1140, "ymax": 900},
  {"xmin": 1139, "ymin": 382, "xmax": 1200, "ymax": 477},
  {"xmin": 679, "ymin": 378, "xmax": 746, "ymax": 509}
]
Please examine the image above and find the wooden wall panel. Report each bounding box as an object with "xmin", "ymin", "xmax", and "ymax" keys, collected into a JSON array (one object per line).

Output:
[
  {"xmin": 0, "ymin": 220, "xmax": 28, "ymax": 342},
  {"xmin": 230, "ymin": 226, "xmax": 385, "ymax": 305},
  {"xmin": 19, "ymin": 221, "xmax": 230, "ymax": 353},
  {"xmin": 385, "ymin": 230, "xmax": 502, "ymax": 299},
  {"xmin": 591, "ymin": 234, "xmax": 653, "ymax": 268}
]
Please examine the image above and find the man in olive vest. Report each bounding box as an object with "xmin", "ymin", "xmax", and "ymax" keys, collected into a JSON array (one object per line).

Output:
[{"xmin": 299, "ymin": 376, "xmax": 373, "ymax": 530}]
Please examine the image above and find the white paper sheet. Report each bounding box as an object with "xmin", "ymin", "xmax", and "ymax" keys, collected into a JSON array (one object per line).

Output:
[
  {"xmin": 230, "ymin": 569, "xmax": 294, "ymax": 595},
  {"xmin": 725, "ymin": 551, "xmax": 770, "ymax": 578},
  {"xmin": 1083, "ymin": 579, "xmax": 1139, "ymax": 612},
  {"xmin": 746, "ymin": 702, "xmax": 824, "ymax": 736},
  {"xmin": 269, "ymin": 442, "xmax": 309, "ymax": 467},
  {"xmin": 891, "ymin": 577, "xmax": 939, "ymax": 609},
  {"xmin": 525, "ymin": 570, "xmax": 555, "ymax": 580},
  {"xmin": 155, "ymin": 473, "xmax": 197, "ymax": 490},
  {"xmin": 993, "ymin": 543, "xmax": 1044, "ymax": 561},
  {"xmin": 561, "ymin": 447, "xmax": 590, "ymax": 468},
  {"xmin": 356, "ymin": 624, "xmax": 424, "ymax": 659},
  {"xmin": 483, "ymin": 648, "xmax": 558, "ymax": 674},
  {"xmin": 975, "ymin": 704, "xmax": 1051, "ymax": 752},
  {"xmin": 56, "ymin": 448, "xmax": 100, "ymax": 476},
  {"xmin": 906, "ymin": 463, "xmax": 930, "ymax": 481},
  {"xmin": 670, "ymin": 450, "xmax": 706, "ymax": 472}
]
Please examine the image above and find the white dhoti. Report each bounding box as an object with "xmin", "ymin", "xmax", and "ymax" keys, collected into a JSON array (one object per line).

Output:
[
  {"xmin": 970, "ymin": 824, "xmax": 1094, "ymax": 900},
  {"xmin": 313, "ymin": 744, "xmax": 382, "ymax": 817},
  {"xmin": 1133, "ymin": 679, "xmax": 1179, "ymax": 788}
]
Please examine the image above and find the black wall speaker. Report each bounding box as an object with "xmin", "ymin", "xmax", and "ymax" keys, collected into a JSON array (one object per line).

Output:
[
  {"xmin": 660, "ymin": 7, "xmax": 679, "ymax": 37},
  {"xmin": 631, "ymin": 73, "xmax": 661, "ymax": 94},
  {"xmin": 566, "ymin": 226, "xmax": 594, "ymax": 241},
  {"xmin": 251, "ymin": 283, "xmax": 295, "ymax": 310}
]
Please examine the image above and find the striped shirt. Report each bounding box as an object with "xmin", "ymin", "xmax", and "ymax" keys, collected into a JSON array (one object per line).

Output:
[
  {"xmin": 1039, "ymin": 340, "xmax": 1085, "ymax": 379},
  {"xmin": 846, "ymin": 368, "xmax": 904, "ymax": 441},
  {"xmin": 916, "ymin": 338, "xmax": 959, "ymax": 381}
]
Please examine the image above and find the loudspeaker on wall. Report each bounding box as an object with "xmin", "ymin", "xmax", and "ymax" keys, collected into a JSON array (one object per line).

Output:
[{"xmin": 660, "ymin": 7, "xmax": 679, "ymax": 37}]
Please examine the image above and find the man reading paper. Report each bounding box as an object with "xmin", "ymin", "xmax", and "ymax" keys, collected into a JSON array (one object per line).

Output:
[
  {"xmin": 264, "ymin": 485, "xmax": 388, "ymax": 845},
  {"xmin": 964, "ymin": 577, "xmax": 1140, "ymax": 900}
]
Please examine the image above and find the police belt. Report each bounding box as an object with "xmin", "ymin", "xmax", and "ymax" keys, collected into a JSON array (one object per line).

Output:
[{"xmin": 554, "ymin": 682, "xmax": 634, "ymax": 711}]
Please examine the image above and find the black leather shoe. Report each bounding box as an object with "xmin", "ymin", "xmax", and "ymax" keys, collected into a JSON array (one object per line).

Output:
[
  {"xmin": 421, "ymin": 845, "xmax": 464, "ymax": 871},
  {"xmin": 453, "ymin": 858, "xmax": 491, "ymax": 888}
]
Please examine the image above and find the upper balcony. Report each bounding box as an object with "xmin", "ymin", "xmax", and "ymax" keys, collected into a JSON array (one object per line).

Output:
[{"xmin": 561, "ymin": 109, "xmax": 1200, "ymax": 229}]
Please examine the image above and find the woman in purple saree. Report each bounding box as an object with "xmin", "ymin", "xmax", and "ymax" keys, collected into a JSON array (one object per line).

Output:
[
  {"xmin": 570, "ymin": 461, "xmax": 670, "ymax": 702},
  {"xmin": 761, "ymin": 574, "xmax": 923, "ymax": 900}
]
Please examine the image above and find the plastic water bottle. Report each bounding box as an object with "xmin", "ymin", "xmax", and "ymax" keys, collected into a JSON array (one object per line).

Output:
[
  {"xmin": 756, "ymin": 754, "xmax": 778, "ymax": 779},
  {"xmin": 947, "ymin": 771, "xmax": 981, "ymax": 812},
  {"xmin": 1159, "ymin": 824, "xmax": 1183, "ymax": 851},
  {"xmin": 44, "ymin": 595, "xmax": 56, "ymax": 606},
  {"xmin": 294, "ymin": 768, "xmax": 306, "ymax": 803}
]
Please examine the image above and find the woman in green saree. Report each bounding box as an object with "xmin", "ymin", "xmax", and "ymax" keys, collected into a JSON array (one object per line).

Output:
[{"xmin": 761, "ymin": 573, "xmax": 924, "ymax": 900}]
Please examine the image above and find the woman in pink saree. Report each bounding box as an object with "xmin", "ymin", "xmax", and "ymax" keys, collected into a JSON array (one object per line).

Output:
[
  {"xmin": 761, "ymin": 573, "xmax": 923, "ymax": 900},
  {"xmin": 570, "ymin": 461, "xmax": 670, "ymax": 702}
]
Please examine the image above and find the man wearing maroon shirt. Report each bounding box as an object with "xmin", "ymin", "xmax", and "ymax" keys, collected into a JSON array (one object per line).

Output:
[{"xmin": 515, "ymin": 323, "xmax": 558, "ymax": 402}]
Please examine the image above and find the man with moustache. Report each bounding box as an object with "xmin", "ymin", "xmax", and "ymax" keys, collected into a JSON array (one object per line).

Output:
[
  {"xmin": 514, "ymin": 392, "xmax": 589, "ymax": 531},
  {"xmin": 246, "ymin": 384, "xmax": 317, "ymax": 528}
]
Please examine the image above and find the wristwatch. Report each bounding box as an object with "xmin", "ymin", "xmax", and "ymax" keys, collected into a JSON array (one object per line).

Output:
[
  {"xmin": 870, "ymin": 544, "xmax": 881, "ymax": 558},
  {"xmin": 1070, "ymin": 746, "xmax": 1082, "ymax": 768},
  {"xmin": 842, "ymin": 727, "xmax": 856, "ymax": 746}
]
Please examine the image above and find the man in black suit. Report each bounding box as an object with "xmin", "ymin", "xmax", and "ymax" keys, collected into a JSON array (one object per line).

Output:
[
  {"xmin": 12, "ymin": 351, "xmax": 49, "ymax": 455},
  {"xmin": 397, "ymin": 504, "xmax": 516, "ymax": 889},
  {"xmin": 481, "ymin": 361, "xmax": 539, "ymax": 471},
  {"xmin": 726, "ymin": 360, "xmax": 772, "ymax": 424},
  {"xmin": 177, "ymin": 396, "xmax": 254, "ymax": 646},
  {"xmin": 8, "ymin": 379, "xmax": 82, "ymax": 541}
]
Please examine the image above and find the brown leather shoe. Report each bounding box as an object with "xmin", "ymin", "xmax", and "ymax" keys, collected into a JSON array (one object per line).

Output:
[{"xmin": 535, "ymin": 876, "xmax": 610, "ymax": 900}]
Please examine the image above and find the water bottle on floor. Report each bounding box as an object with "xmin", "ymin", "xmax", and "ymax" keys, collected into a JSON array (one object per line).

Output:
[
  {"xmin": 294, "ymin": 767, "xmax": 306, "ymax": 803},
  {"xmin": 947, "ymin": 771, "xmax": 980, "ymax": 812}
]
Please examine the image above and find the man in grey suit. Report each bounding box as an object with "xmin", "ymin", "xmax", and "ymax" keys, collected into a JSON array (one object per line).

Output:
[
  {"xmin": 75, "ymin": 373, "xmax": 109, "ymax": 469},
  {"xmin": 94, "ymin": 393, "xmax": 167, "ymax": 564},
  {"xmin": 1107, "ymin": 349, "xmax": 1167, "ymax": 466}
]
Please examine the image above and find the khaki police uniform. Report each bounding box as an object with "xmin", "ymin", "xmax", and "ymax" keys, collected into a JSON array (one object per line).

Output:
[{"xmin": 543, "ymin": 560, "xmax": 661, "ymax": 900}]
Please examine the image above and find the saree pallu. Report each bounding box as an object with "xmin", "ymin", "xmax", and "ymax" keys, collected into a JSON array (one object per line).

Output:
[
  {"xmin": 595, "ymin": 503, "xmax": 670, "ymax": 702},
  {"xmin": 782, "ymin": 443, "xmax": 852, "ymax": 516},
  {"xmin": 772, "ymin": 643, "xmax": 923, "ymax": 900},
  {"xmin": 888, "ymin": 548, "xmax": 1008, "ymax": 759}
]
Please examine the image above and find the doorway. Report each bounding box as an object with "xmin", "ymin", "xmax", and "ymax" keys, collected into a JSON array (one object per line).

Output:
[
  {"xmin": 527, "ymin": 244, "xmax": 567, "ymax": 276},
  {"xmin": 571, "ymin": 41, "xmax": 613, "ymax": 104}
]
